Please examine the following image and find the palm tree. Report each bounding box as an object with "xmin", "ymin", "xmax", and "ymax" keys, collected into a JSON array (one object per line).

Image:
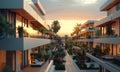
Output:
[
  {"xmin": 51, "ymin": 20, "xmax": 61, "ymax": 35},
  {"xmin": 72, "ymin": 24, "xmax": 81, "ymax": 39}
]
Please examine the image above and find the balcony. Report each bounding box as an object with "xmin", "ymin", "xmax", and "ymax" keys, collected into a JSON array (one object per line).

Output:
[
  {"xmin": 100, "ymin": 0, "xmax": 113, "ymax": 11},
  {"xmin": 94, "ymin": 10, "xmax": 120, "ymax": 27},
  {"xmin": 86, "ymin": 53, "xmax": 120, "ymax": 72},
  {"xmin": 0, "ymin": 38, "xmax": 51, "ymax": 50},
  {"xmin": 100, "ymin": 0, "xmax": 120, "ymax": 11},
  {"xmin": 74, "ymin": 38, "xmax": 93, "ymax": 42},
  {"xmin": 94, "ymin": 37, "xmax": 120, "ymax": 44},
  {"xmin": 80, "ymin": 29, "xmax": 94, "ymax": 35},
  {"xmin": 32, "ymin": 0, "xmax": 46, "ymax": 15},
  {"xmin": 0, "ymin": 0, "xmax": 46, "ymax": 28},
  {"xmin": 86, "ymin": 29, "xmax": 94, "ymax": 32}
]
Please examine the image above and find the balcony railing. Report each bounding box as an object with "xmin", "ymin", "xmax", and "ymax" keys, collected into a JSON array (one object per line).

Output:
[
  {"xmin": 86, "ymin": 53, "xmax": 120, "ymax": 72},
  {"xmin": 94, "ymin": 36, "xmax": 120, "ymax": 44},
  {"xmin": 0, "ymin": 37, "xmax": 51, "ymax": 50},
  {"xmin": 74, "ymin": 38, "xmax": 94, "ymax": 42},
  {"xmin": 45, "ymin": 60, "xmax": 54, "ymax": 72},
  {"xmin": 94, "ymin": 10, "xmax": 120, "ymax": 27}
]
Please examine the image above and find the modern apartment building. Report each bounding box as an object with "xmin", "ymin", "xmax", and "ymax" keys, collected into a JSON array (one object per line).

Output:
[
  {"xmin": 0, "ymin": 0, "xmax": 51, "ymax": 72},
  {"xmin": 86, "ymin": 0, "xmax": 120, "ymax": 72},
  {"xmin": 74, "ymin": 20, "xmax": 96, "ymax": 51}
]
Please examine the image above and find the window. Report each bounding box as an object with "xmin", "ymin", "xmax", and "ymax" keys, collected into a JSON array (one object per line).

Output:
[{"xmin": 116, "ymin": 3, "xmax": 120, "ymax": 11}]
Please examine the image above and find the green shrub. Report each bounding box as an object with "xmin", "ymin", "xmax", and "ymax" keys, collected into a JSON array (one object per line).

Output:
[
  {"xmin": 55, "ymin": 64, "xmax": 65, "ymax": 70},
  {"xmin": 3, "ymin": 65, "xmax": 14, "ymax": 72},
  {"xmin": 76, "ymin": 61, "xmax": 87, "ymax": 69}
]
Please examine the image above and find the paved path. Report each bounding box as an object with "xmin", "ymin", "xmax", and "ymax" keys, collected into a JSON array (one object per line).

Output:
[{"xmin": 65, "ymin": 52, "xmax": 81, "ymax": 72}]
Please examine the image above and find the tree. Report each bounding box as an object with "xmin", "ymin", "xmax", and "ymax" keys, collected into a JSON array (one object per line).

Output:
[
  {"xmin": 17, "ymin": 26, "xmax": 23, "ymax": 38},
  {"xmin": 80, "ymin": 44, "xmax": 88, "ymax": 61},
  {"xmin": 38, "ymin": 28, "xmax": 45, "ymax": 37},
  {"xmin": 72, "ymin": 24, "xmax": 81, "ymax": 39},
  {"xmin": 3, "ymin": 65, "xmax": 14, "ymax": 72},
  {"xmin": 0, "ymin": 14, "xmax": 8, "ymax": 36},
  {"xmin": 103, "ymin": 47, "xmax": 110, "ymax": 55},
  {"xmin": 0, "ymin": 14, "xmax": 14, "ymax": 39},
  {"xmin": 65, "ymin": 37, "xmax": 73, "ymax": 50},
  {"xmin": 51, "ymin": 20, "xmax": 61, "ymax": 34},
  {"xmin": 93, "ymin": 45, "xmax": 103, "ymax": 57}
]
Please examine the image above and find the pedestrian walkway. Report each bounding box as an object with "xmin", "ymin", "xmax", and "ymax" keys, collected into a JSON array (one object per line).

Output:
[{"xmin": 65, "ymin": 52, "xmax": 81, "ymax": 72}]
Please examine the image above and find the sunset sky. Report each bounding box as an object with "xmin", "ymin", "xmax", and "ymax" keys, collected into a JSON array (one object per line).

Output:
[{"xmin": 41, "ymin": 0, "xmax": 108, "ymax": 36}]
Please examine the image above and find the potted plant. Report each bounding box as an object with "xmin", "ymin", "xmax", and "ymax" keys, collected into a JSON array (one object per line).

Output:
[
  {"xmin": 38, "ymin": 28, "xmax": 45, "ymax": 38},
  {"xmin": 103, "ymin": 47, "xmax": 110, "ymax": 55},
  {"xmin": 17, "ymin": 26, "xmax": 23, "ymax": 38},
  {"xmin": 2, "ymin": 65, "xmax": 15, "ymax": 72},
  {"xmin": 53, "ymin": 45, "xmax": 66, "ymax": 72},
  {"xmin": 93, "ymin": 45, "xmax": 104, "ymax": 57}
]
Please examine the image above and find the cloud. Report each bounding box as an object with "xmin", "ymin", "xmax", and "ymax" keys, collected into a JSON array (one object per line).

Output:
[{"xmin": 41, "ymin": 0, "xmax": 108, "ymax": 20}]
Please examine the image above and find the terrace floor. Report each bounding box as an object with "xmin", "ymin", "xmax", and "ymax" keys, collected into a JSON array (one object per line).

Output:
[{"xmin": 21, "ymin": 61, "xmax": 49, "ymax": 72}]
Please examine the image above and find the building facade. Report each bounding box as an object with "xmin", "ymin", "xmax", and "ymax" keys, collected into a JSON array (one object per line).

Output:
[
  {"xmin": 0, "ymin": 0, "xmax": 51, "ymax": 72},
  {"xmin": 74, "ymin": 20, "xmax": 96, "ymax": 51},
  {"xmin": 87, "ymin": 0, "xmax": 120, "ymax": 72},
  {"xmin": 74, "ymin": 0, "xmax": 120, "ymax": 72}
]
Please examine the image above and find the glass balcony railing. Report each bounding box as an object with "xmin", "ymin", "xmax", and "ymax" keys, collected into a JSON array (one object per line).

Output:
[{"xmin": 86, "ymin": 53, "xmax": 120, "ymax": 72}]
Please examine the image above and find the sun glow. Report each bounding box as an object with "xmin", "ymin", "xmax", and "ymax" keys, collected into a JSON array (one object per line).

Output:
[
  {"xmin": 46, "ymin": 20, "xmax": 86, "ymax": 36},
  {"xmin": 81, "ymin": 0, "xmax": 97, "ymax": 4}
]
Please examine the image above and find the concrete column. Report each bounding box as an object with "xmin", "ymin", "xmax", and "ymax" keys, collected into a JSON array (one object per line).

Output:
[
  {"xmin": 38, "ymin": 46, "xmax": 41, "ymax": 54},
  {"xmin": 13, "ymin": 51, "xmax": 16, "ymax": 71},
  {"xmin": 24, "ymin": 50, "xmax": 28, "ymax": 67},
  {"xmin": 116, "ymin": 45, "xmax": 118, "ymax": 55},
  {"xmin": 100, "ymin": 27, "xmax": 102, "ymax": 37},
  {"xmin": 102, "ymin": 26, "xmax": 105, "ymax": 36},
  {"xmin": 15, "ymin": 51, "xmax": 21, "ymax": 72},
  {"xmin": 22, "ymin": 50, "xmax": 29, "ymax": 68},
  {"xmin": 22, "ymin": 51, "xmax": 24, "ymax": 69},
  {"xmin": 112, "ymin": 44, "xmax": 114, "ymax": 55}
]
